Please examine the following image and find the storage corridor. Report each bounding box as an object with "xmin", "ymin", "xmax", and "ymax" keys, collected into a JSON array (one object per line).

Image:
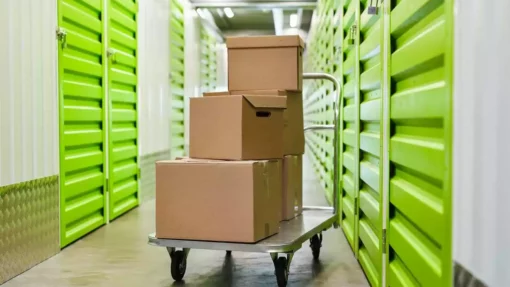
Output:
[{"xmin": 3, "ymin": 158, "xmax": 368, "ymax": 287}]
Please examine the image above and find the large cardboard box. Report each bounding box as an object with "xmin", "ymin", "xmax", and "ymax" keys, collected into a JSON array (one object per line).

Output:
[
  {"xmin": 156, "ymin": 159, "xmax": 282, "ymax": 243},
  {"xmin": 282, "ymin": 155, "xmax": 303, "ymax": 221},
  {"xmin": 190, "ymin": 94, "xmax": 286, "ymax": 160},
  {"xmin": 233, "ymin": 90, "xmax": 304, "ymax": 155},
  {"xmin": 227, "ymin": 35, "xmax": 304, "ymax": 91}
]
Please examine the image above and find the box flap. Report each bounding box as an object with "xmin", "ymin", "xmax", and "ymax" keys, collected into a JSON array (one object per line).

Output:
[
  {"xmin": 203, "ymin": 91, "xmax": 230, "ymax": 97},
  {"xmin": 242, "ymin": 95, "xmax": 286, "ymax": 109},
  {"xmin": 227, "ymin": 35, "xmax": 305, "ymax": 49}
]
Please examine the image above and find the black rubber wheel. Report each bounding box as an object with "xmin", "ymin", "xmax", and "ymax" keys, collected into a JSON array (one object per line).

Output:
[
  {"xmin": 275, "ymin": 257, "xmax": 288, "ymax": 287},
  {"xmin": 226, "ymin": 250, "xmax": 232, "ymax": 256},
  {"xmin": 170, "ymin": 250, "xmax": 187, "ymax": 281},
  {"xmin": 310, "ymin": 234, "xmax": 322, "ymax": 260}
]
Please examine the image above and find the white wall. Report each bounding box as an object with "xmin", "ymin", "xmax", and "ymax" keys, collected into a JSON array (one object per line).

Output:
[
  {"xmin": 453, "ymin": 0, "xmax": 510, "ymax": 286},
  {"xmin": 0, "ymin": 0, "xmax": 58, "ymax": 186},
  {"xmin": 138, "ymin": 0, "xmax": 171, "ymax": 156}
]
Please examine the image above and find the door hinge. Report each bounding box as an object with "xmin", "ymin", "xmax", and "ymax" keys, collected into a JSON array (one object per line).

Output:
[
  {"xmin": 354, "ymin": 197, "xmax": 358, "ymax": 216},
  {"xmin": 382, "ymin": 229, "xmax": 387, "ymax": 254},
  {"xmin": 56, "ymin": 27, "xmax": 67, "ymax": 48}
]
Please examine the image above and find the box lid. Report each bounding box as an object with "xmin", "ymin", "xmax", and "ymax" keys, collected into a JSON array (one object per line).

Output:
[
  {"xmin": 233, "ymin": 90, "xmax": 301, "ymax": 96},
  {"xmin": 226, "ymin": 35, "xmax": 305, "ymax": 49},
  {"xmin": 241, "ymin": 95, "xmax": 287, "ymax": 109},
  {"xmin": 203, "ymin": 91, "xmax": 230, "ymax": 97}
]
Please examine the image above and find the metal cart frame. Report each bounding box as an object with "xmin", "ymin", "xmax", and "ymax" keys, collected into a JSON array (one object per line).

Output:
[{"xmin": 148, "ymin": 73, "xmax": 341, "ymax": 287}]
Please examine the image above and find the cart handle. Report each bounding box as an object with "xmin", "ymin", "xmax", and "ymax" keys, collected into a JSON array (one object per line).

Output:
[{"xmin": 303, "ymin": 72, "xmax": 341, "ymax": 217}]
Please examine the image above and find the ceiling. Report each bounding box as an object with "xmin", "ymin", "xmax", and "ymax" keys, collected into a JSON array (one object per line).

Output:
[{"xmin": 191, "ymin": 0, "xmax": 316, "ymax": 37}]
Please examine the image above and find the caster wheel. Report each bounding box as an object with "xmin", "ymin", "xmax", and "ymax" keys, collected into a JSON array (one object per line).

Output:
[
  {"xmin": 275, "ymin": 257, "xmax": 288, "ymax": 287},
  {"xmin": 310, "ymin": 234, "xmax": 322, "ymax": 260},
  {"xmin": 170, "ymin": 250, "xmax": 187, "ymax": 281}
]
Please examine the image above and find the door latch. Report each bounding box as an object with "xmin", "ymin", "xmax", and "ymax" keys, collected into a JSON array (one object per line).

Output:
[
  {"xmin": 348, "ymin": 24, "xmax": 357, "ymax": 45},
  {"xmin": 368, "ymin": 0, "xmax": 379, "ymax": 15},
  {"xmin": 107, "ymin": 48, "xmax": 117, "ymax": 63},
  {"xmin": 56, "ymin": 27, "xmax": 67, "ymax": 49}
]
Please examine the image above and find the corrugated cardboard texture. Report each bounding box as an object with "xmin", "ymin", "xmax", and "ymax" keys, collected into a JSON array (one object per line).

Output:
[
  {"xmin": 190, "ymin": 95, "xmax": 285, "ymax": 160},
  {"xmin": 282, "ymin": 155, "xmax": 303, "ymax": 221},
  {"xmin": 228, "ymin": 36, "xmax": 304, "ymax": 91},
  {"xmin": 233, "ymin": 90, "xmax": 304, "ymax": 155},
  {"xmin": 226, "ymin": 35, "xmax": 305, "ymax": 49},
  {"xmin": 155, "ymin": 159, "xmax": 281, "ymax": 243}
]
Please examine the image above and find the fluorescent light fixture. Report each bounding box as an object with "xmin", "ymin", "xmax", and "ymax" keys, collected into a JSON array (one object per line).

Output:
[
  {"xmin": 290, "ymin": 13, "xmax": 298, "ymax": 28},
  {"xmin": 216, "ymin": 8, "xmax": 224, "ymax": 17},
  {"xmin": 224, "ymin": 7, "xmax": 234, "ymax": 18}
]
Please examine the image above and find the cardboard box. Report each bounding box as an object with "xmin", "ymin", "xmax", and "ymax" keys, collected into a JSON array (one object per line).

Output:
[
  {"xmin": 227, "ymin": 35, "xmax": 304, "ymax": 91},
  {"xmin": 282, "ymin": 155, "xmax": 303, "ymax": 221},
  {"xmin": 190, "ymin": 94, "xmax": 286, "ymax": 160},
  {"xmin": 155, "ymin": 159, "xmax": 282, "ymax": 243},
  {"xmin": 233, "ymin": 90, "xmax": 304, "ymax": 155}
]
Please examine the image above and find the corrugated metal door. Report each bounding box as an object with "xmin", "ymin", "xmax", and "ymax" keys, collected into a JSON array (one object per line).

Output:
[
  {"xmin": 358, "ymin": 1, "xmax": 383, "ymax": 285},
  {"xmin": 107, "ymin": 0, "xmax": 139, "ymax": 221},
  {"xmin": 385, "ymin": 0, "xmax": 452, "ymax": 286},
  {"xmin": 340, "ymin": 0, "xmax": 360, "ymax": 254},
  {"xmin": 57, "ymin": 0, "xmax": 107, "ymax": 247},
  {"xmin": 170, "ymin": 0, "xmax": 185, "ymax": 158}
]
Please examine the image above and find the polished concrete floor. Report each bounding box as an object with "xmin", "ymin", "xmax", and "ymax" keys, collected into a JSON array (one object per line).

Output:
[{"xmin": 3, "ymin": 158, "xmax": 369, "ymax": 287}]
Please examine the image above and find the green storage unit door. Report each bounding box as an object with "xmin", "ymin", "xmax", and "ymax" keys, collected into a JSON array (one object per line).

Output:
[
  {"xmin": 386, "ymin": 0, "xmax": 452, "ymax": 286},
  {"xmin": 340, "ymin": 0, "xmax": 359, "ymax": 253},
  {"xmin": 170, "ymin": 0, "xmax": 185, "ymax": 158},
  {"xmin": 357, "ymin": 1, "xmax": 383, "ymax": 286},
  {"xmin": 107, "ymin": 0, "xmax": 139, "ymax": 220},
  {"xmin": 57, "ymin": 0, "xmax": 107, "ymax": 247}
]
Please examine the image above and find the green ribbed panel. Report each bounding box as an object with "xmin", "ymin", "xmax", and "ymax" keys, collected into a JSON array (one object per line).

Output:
[
  {"xmin": 0, "ymin": 176, "xmax": 59, "ymax": 284},
  {"xmin": 139, "ymin": 150, "xmax": 170, "ymax": 202},
  {"xmin": 107, "ymin": 0, "xmax": 140, "ymax": 221},
  {"xmin": 200, "ymin": 27, "xmax": 217, "ymax": 93},
  {"xmin": 387, "ymin": 1, "xmax": 452, "ymax": 286},
  {"xmin": 170, "ymin": 0, "xmax": 185, "ymax": 158},
  {"xmin": 305, "ymin": 0, "xmax": 453, "ymax": 286},
  {"xmin": 57, "ymin": 0, "xmax": 107, "ymax": 248}
]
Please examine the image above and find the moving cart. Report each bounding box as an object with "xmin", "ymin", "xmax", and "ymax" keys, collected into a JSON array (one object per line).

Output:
[{"xmin": 148, "ymin": 73, "xmax": 341, "ymax": 287}]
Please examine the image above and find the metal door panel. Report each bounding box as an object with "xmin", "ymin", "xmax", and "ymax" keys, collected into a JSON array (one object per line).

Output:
[
  {"xmin": 58, "ymin": 0, "xmax": 107, "ymax": 248},
  {"xmin": 170, "ymin": 0, "xmax": 185, "ymax": 158},
  {"xmin": 107, "ymin": 0, "xmax": 139, "ymax": 221},
  {"xmin": 357, "ymin": 1, "xmax": 383, "ymax": 284},
  {"xmin": 387, "ymin": 0, "xmax": 452, "ymax": 286}
]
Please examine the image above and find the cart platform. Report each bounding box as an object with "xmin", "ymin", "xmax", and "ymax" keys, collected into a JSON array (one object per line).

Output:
[{"xmin": 148, "ymin": 208, "xmax": 336, "ymax": 253}]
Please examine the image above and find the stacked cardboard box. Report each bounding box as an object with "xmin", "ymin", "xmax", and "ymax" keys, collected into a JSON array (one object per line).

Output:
[{"xmin": 156, "ymin": 35, "xmax": 305, "ymax": 243}]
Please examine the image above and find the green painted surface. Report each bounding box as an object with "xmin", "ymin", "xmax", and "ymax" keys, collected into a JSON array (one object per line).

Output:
[
  {"xmin": 57, "ymin": 0, "xmax": 107, "ymax": 248},
  {"xmin": 386, "ymin": 1, "xmax": 452, "ymax": 286},
  {"xmin": 170, "ymin": 0, "xmax": 186, "ymax": 158},
  {"xmin": 0, "ymin": 176, "xmax": 60, "ymax": 284},
  {"xmin": 305, "ymin": 0, "xmax": 452, "ymax": 285},
  {"xmin": 139, "ymin": 150, "xmax": 171, "ymax": 203},
  {"xmin": 107, "ymin": 0, "xmax": 139, "ymax": 221}
]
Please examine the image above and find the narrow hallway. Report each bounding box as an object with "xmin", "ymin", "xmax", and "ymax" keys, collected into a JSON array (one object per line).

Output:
[{"xmin": 3, "ymin": 158, "xmax": 368, "ymax": 287}]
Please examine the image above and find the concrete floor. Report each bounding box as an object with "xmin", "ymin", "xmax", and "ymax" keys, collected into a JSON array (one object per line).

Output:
[{"xmin": 3, "ymin": 158, "xmax": 369, "ymax": 287}]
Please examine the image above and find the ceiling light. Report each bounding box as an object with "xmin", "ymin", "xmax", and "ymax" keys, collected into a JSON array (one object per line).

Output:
[
  {"xmin": 224, "ymin": 7, "xmax": 234, "ymax": 18},
  {"xmin": 290, "ymin": 13, "xmax": 298, "ymax": 28},
  {"xmin": 216, "ymin": 8, "xmax": 224, "ymax": 17}
]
